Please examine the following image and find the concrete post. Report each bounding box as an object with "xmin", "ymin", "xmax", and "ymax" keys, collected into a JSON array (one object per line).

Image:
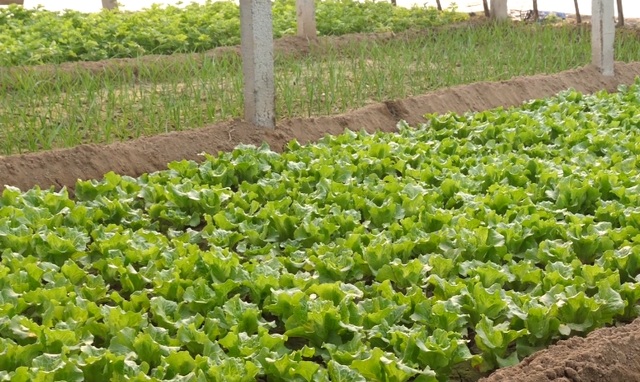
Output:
[
  {"xmin": 591, "ymin": 0, "xmax": 615, "ymax": 77},
  {"xmin": 490, "ymin": 0, "xmax": 508, "ymax": 20},
  {"xmin": 101, "ymin": 0, "xmax": 118, "ymax": 10},
  {"xmin": 296, "ymin": 0, "xmax": 317, "ymax": 38},
  {"xmin": 240, "ymin": 0, "xmax": 276, "ymax": 129}
]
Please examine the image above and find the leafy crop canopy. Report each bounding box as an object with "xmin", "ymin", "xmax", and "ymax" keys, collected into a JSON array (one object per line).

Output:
[
  {"xmin": 2, "ymin": 81, "xmax": 640, "ymax": 380},
  {"xmin": 0, "ymin": 0, "xmax": 467, "ymax": 66}
]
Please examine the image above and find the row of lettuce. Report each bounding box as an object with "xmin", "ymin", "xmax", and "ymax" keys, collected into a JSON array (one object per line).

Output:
[
  {"xmin": 0, "ymin": 0, "xmax": 467, "ymax": 67},
  {"xmin": 2, "ymin": 81, "xmax": 640, "ymax": 381}
]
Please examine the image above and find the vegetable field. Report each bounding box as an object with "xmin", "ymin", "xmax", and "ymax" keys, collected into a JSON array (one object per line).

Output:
[
  {"xmin": 3, "ymin": 22, "xmax": 640, "ymax": 156},
  {"xmin": 2, "ymin": 79, "xmax": 640, "ymax": 381},
  {"xmin": 0, "ymin": 0, "xmax": 467, "ymax": 67}
]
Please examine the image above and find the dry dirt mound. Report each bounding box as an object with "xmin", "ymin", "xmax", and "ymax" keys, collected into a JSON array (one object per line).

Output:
[
  {"xmin": 480, "ymin": 318, "xmax": 640, "ymax": 382},
  {"xmin": 1, "ymin": 61, "xmax": 639, "ymax": 196}
]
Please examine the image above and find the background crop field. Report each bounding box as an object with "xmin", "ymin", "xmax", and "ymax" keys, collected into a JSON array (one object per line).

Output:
[
  {"xmin": 6, "ymin": 0, "xmax": 640, "ymax": 18},
  {"xmin": 2, "ymin": 22, "xmax": 639, "ymax": 155},
  {"xmin": 0, "ymin": 0, "xmax": 468, "ymax": 66}
]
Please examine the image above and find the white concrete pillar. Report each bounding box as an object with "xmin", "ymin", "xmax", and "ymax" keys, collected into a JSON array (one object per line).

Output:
[
  {"xmin": 490, "ymin": 0, "xmax": 508, "ymax": 20},
  {"xmin": 240, "ymin": 0, "xmax": 276, "ymax": 129},
  {"xmin": 296, "ymin": 0, "xmax": 317, "ymax": 38},
  {"xmin": 591, "ymin": 0, "xmax": 615, "ymax": 77}
]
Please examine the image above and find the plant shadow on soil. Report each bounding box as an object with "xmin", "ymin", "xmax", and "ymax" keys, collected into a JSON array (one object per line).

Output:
[{"xmin": 1, "ymin": 19, "xmax": 640, "ymax": 382}]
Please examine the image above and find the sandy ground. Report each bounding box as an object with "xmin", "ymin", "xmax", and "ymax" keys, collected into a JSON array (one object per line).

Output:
[{"xmin": 5, "ymin": 0, "xmax": 640, "ymax": 18}]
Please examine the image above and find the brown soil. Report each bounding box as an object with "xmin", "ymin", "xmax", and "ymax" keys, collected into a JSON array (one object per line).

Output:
[
  {"xmin": 2, "ymin": 61, "xmax": 640, "ymax": 196},
  {"xmin": 480, "ymin": 319, "xmax": 640, "ymax": 382}
]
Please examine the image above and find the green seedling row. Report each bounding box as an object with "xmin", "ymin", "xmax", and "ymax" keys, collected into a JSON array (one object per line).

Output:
[
  {"xmin": 1, "ymin": 22, "xmax": 640, "ymax": 156},
  {"xmin": 0, "ymin": 0, "xmax": 467, "ymax": 67},
  {"xmin": 2, "ymin": 81, "xmax": 640, "ymax": 381}
]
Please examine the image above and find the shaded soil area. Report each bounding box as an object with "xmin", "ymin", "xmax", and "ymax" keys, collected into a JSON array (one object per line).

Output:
[
  {"xmin": 2, "ymin": 61, "xmax": 640, "ymax": 196},
  {"xmin": 480, "ymin": 319, "xmax": 640, "ymax": 382}
]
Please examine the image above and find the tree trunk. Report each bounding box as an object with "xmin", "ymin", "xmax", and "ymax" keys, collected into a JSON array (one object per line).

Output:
[
  {"xmin": 482, "ymin": 0, "xmax": 490, "ymax": 17},
  {"xmin": 435, "ymin": 0, "xmax": 442, "ymax": 11},
  {"xmin": 0, "ymin": 0, "xmax": 24, "ymax": 5},
  {"xmin": 617, "ymin": 0, "xmax": 624, "ymax": 27},
  {"xmin": 532, "ymin": 0, "xmax": 539, "ymax": 21},
  {"xmin": 102, "ymin": 0, "xmax": 118, "ymax": 10},
  {"xmin": 573, "ymin": 0, "xmax": 581, "ymax": 23},
  {"xmin": 489, "ymin": 0, "xmax": 508, "ymax": 20}
]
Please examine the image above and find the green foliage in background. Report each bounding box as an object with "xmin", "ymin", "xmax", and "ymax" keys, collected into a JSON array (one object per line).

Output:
[
  {"xmin": 7, "ymin": 22, "xmax": 640, "ymax": 156},
  {"xmin": 2, "ymin": 81, "xmax": 640, "ymax": 380},
  {"xmin": 0, "ymin": 0, "xmax": 467, "ymax": 66}
]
